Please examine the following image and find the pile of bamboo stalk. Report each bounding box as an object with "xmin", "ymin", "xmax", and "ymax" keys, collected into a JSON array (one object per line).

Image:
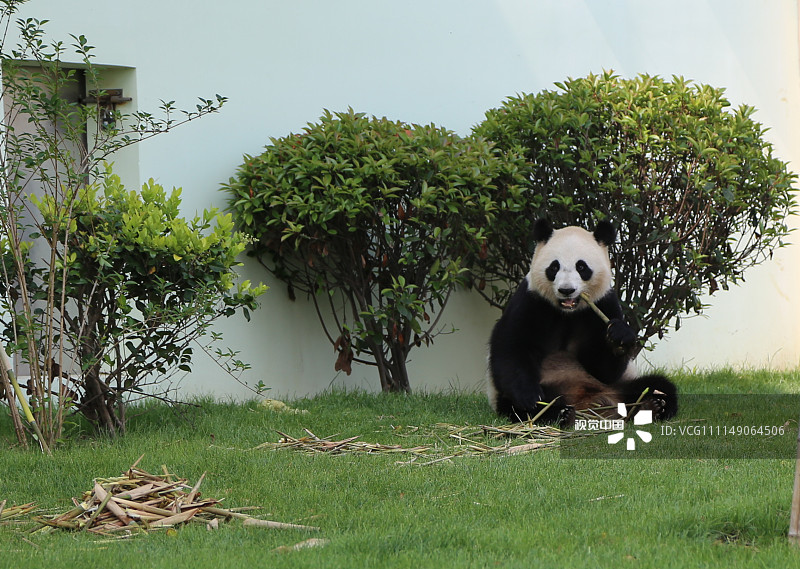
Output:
[{"xmin": 32, "ymin": 456, "xmax": 318, "ymax": 535}]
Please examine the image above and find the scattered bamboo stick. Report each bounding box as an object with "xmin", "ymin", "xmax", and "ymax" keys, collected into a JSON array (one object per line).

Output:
[
  {"xmin": 254, "ymin": 429, "xmax": 432, "ymax": 457},
  {"xmin": 0, "ymin": 501, "xmax": 37, "ymax": 521},
  {"xmin": 256, "ymin": 420, "xmax": 607, "ymax": 466},
  {"xmin": 243, "ymin": 518, "xmax": 319, "ymax": 531}
]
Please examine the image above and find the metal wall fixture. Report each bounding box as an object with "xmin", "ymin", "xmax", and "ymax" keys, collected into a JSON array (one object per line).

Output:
[{"xmin": 80, "ymin": 89, "xmax": 132, "ymax": 130}]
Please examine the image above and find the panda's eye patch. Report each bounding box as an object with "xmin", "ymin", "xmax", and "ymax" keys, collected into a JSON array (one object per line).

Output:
[
  {"xmin": 575, "ymin": 260, "xmax": 593, "ymax": 281},
  {"xmin": 545, "ymin": 260, "xmax": 560, "ymax": 281}
]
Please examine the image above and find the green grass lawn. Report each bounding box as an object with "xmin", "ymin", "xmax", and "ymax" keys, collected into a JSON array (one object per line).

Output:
[{"xmin": 2, "ymin": 369, "xmax": 800, "ymax": 568}]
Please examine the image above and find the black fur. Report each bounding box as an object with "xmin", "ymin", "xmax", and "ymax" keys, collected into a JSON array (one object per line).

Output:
[
  {"xmin": 532, "ymin": 218, "xmax": 554, "ymax": 243},
  {"xmin": 592, "ymin": 220, "xmax": 616, "ymax": 246}
]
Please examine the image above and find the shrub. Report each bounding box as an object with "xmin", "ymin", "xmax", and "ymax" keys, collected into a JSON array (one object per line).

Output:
[
  {"xmin": 224, "ymin": 109, "xmax": 510, "ymax": 392},
  {"xmin": 473, "ymin": 72, "xmax": 796, "ymax": 348},
  {"xmin": 3, "ymin": 173, "xmax": 266, "ymax": 435},
  {"xmin": 0, "ymin": 1, "xmax": 230, "ymax": 446}
]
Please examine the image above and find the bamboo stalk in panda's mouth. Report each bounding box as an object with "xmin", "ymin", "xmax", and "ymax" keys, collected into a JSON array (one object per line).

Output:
[{"xmin": 579, "ymin": 292, "xmax": 610, "ymax": 324}]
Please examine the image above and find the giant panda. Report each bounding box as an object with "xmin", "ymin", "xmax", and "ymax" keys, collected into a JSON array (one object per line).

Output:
[{"xmin": 487, "ymin": 218, "xmax": 677, "ymax": 426}]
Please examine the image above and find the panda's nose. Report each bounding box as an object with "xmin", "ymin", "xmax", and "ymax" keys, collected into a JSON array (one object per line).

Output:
[{"xmin": 558, "ymin": 287, "xmax": 576, "ymax": 297}]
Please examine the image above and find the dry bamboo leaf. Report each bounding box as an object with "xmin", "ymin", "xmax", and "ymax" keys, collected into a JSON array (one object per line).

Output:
[
  {"xmin": 121, "ymin": 483, "xmax": 155, "ymax": 500},
  {"xmin": 185, "ymin": 472, "xmax": 206, "ymax": 504},
  {"xmin": 148, "ymin": 509, "xmax": 199, "ymax": 528},
  {"xmin": 112, "ymin": 496, "xmax": 175, "ymax": 517}
]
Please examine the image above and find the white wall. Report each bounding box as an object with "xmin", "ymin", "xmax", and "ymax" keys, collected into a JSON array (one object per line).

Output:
[{"xmin": 11, "ymin": 0, "xmax": 800, "ymax": 398}]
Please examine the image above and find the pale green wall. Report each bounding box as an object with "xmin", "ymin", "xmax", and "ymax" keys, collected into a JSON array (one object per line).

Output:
[{"xmin": 12, "ymin": 0, "xmax": 800, "ymax": 398}]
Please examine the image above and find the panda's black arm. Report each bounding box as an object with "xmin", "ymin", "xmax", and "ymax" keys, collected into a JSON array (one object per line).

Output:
[
  {"xmin": 595, "ymin": 292, "xmax": 637, "ymax": 342},
  {"xmin": 585, "ymin": 291, "xmax": 638, "ymax": 377},
  {"xmin": 488, "ymin": 282, "xmax": 553, "ymax": 414},
  {"xmin": 594, "ymin": 291, "xmax": 626, "ymax": 321}
]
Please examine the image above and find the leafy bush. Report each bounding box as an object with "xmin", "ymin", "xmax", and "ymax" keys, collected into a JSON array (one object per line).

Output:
[
  {"xmin": 2, "ymin": 173, "xmax": 266, "ymax": 435},
  {"xmin": 0, "ymin": 1, "xmax": 231, "ymax": 446},
  {"xmin": 473, "ymin": 72, "xmax": 796, "ymax": 347},
  {"xmin": 225, "ymin": 109, "xmax": 511, "ymax": 392}
]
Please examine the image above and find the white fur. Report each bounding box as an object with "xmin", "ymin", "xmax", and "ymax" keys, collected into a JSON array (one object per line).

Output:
[
  {"xmin": 486, "ymin": 355, "xmax": 499, "ymax": 411},
  {"xmin": 527, "ymin": 226, "xmax": 612, "ymax": 309},
  {"xmin": 621, "ymin": 359, "xmax": 638, "ymax": 381}
]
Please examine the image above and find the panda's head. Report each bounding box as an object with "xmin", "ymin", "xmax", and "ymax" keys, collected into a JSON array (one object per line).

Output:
[{"xmin": 527, "ymin": 219, "xmax": 615, "ymax": 311}]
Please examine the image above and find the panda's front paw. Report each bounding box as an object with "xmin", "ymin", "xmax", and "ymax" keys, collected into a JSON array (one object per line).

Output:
[
  {"xmin": 606, "ymin": 319, "xmax": 637, "ymax": 352},
  {"xmin": 556, "ymin": 405, "xmax": 576, "ymax": 429}
]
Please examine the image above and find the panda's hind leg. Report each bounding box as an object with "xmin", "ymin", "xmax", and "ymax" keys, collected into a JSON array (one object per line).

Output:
[
  {"xmin": 540, "ymin": 352, "xmax": 621, "ymax": 425},
  {"xmin": 617, "ymin": 374, "xmax": 678, "ymax": 421}
]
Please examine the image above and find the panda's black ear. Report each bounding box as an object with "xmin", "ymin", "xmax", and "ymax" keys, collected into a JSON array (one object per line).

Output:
[
  {"xmin": 593, "ymin": 220, "xmax": 616, "ymax": 246},
  {"xmin": 532, "ymin": 218, "xmax": 554, "ymax": 243}
]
